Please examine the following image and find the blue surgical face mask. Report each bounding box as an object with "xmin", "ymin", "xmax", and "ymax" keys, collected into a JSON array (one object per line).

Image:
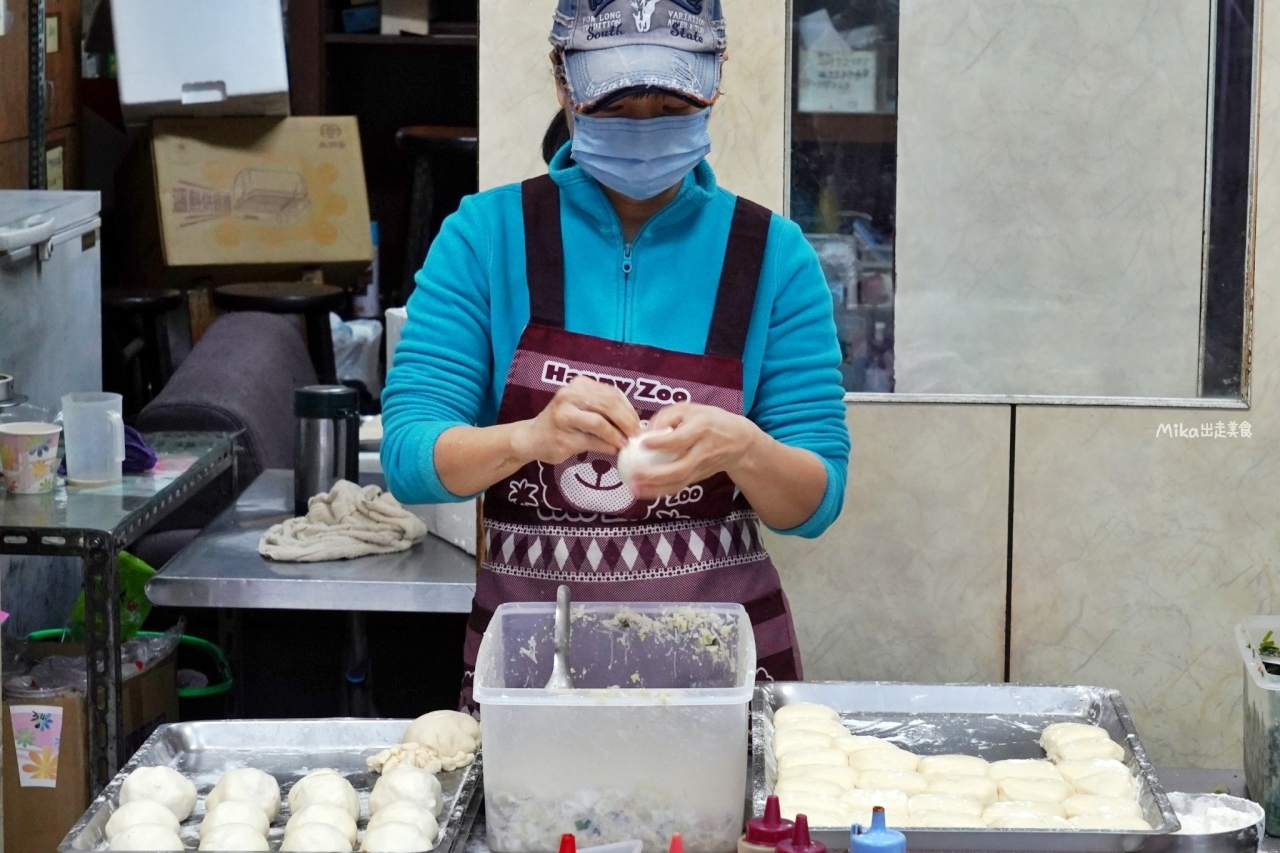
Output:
[{"xmin": 570, "ymin": 108, "xmax": 712, "ymax": 201}]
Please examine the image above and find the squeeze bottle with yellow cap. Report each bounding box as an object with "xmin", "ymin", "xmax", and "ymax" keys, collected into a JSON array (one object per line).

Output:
[{"xmin": 738, "ymin": 795, "xmax": 795, "ymax": 853}]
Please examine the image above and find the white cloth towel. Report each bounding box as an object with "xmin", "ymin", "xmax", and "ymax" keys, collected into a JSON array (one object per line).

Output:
[{"xmin": 259, "ymin": 480, "xmax": 427, "ymax": 562}]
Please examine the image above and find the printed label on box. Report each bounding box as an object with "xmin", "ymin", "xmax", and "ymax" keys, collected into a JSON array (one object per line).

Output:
[
  {"xmin": 11, "ymin": 705, "xmax": 63, "ymax": 787},
  {"xmin": 798, "ymin": 49, "xmax": 878, "ymax": 113}
]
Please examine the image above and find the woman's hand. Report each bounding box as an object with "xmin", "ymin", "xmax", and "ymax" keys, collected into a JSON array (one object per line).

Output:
[
  {"xmin": 511, "ymin": 376, "xmax": 641, "ymax": 464},
  {"xmin": 626, "ymin": 403, "xmax": 765, "ymax": 499}
]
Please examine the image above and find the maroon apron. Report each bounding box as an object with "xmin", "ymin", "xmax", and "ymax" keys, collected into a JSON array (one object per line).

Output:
[{"xmin": 460, "ymin": 175, "xmax": 803, "ymax": 709}]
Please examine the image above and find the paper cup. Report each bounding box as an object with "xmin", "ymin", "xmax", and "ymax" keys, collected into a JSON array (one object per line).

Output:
[{"xmin": 0, "ymin": 422, "xmax": 62, "ymax": 494}]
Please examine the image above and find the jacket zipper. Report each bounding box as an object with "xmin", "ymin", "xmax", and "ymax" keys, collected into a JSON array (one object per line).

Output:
[{"xmin": 621, "ymin": 242, "xmax": 634, "ymax": 341}]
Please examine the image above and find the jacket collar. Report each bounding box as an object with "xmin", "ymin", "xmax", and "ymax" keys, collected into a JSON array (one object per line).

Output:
[{"xmin": 547, "ymin": 141, "xmax": 719, "ymax": 239}]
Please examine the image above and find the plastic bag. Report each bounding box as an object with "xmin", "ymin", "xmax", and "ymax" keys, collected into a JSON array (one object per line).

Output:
[
  {"xmin": 4, "ymin": 623, "xmax": 183, "ymax": 699},
  {"xmin": 330, "ymin": 313, "xmax": 384, "ymax": 396},
  {"xmin": 65, "ymin": 551, "xmax": 156, "ymax": 641}
]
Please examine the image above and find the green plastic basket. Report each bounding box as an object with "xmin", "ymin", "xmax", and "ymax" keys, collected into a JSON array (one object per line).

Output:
[{"xmin": 26, "ymin": 629, "xmax": 233, "ymax": 699}]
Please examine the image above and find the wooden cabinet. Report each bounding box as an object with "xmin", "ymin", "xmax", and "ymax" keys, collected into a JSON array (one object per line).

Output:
[
  {"xmin": 0, "ymin": 139, "xmax": 27, "ymax": 189},
  {"xmin": 44, "ymin": 0, "xmax": 82, "ymax": 131},
  {"xmin": 0, "ymin": 0, "xmax": 30, "ymax": 144}
]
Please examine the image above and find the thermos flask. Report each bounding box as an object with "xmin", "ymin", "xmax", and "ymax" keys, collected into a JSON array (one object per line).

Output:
[{"xmin": 294, "ymin": 385, "xmax": 360, "ymax": 516}]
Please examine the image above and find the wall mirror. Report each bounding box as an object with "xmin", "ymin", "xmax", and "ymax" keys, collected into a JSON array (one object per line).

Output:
[{"xmin": 789, "ymin": 0, "xmax": 1257, "ymax": 405}]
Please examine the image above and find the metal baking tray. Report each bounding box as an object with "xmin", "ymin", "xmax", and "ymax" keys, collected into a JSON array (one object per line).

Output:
[
  {"xmin": 751, "ymin": 682, "xmax": 1179, "ymax": 853},
  {"xmin": 60, "ymin": 719, "xmax": 483, "ymax": 853}
]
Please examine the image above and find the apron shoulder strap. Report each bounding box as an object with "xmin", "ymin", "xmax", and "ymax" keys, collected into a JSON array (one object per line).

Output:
[
  {"xmin": 706, "ymin": 196, "xmax": 773, "ymax": 360},
  {"xmin": 522, "ymin": 174, "xmax": 566, "ymax": 329}
]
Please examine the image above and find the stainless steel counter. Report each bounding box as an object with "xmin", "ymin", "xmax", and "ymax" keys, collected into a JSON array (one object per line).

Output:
[{"xmin": 146, "ymin": 469, "xmax": 477, "ymax": 613}]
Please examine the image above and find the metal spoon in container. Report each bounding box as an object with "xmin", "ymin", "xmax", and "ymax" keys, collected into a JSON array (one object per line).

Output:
[{"xmin": 546, "ymin": 584, "xmax": 574, "ymax": 690}]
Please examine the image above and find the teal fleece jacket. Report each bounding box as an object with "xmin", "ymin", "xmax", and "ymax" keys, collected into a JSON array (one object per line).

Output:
[{"xmin": 381, "ymin": 145, "xmax": 850, "ymax": 538}]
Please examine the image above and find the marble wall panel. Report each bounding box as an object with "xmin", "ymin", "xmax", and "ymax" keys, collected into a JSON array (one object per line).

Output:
[
  {"xmin": 893, "ymin": 0, "xmax": 1211, "ymax": 397},
  {"xmin": 765, "ymin": 403, "xmax": 1010, "ymax": 683},
  {"xmin": 1009, "ymin": 0, "xmax": 1280, "ymax": 768},
  {"xmin": 478, "ymin": 0, "xmax": 787, "ymax": 210}
]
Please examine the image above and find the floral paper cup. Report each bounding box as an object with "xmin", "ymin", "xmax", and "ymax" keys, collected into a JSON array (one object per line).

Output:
[{"xmin": 0, "ymin": 422, "xmax": 62, "ymax": 494}]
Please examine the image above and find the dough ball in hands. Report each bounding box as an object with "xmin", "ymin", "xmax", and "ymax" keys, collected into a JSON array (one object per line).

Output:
[
  {"xmin": 917, "ymin": 754, "xmax": 989, "ymax": 778},
  {"xmin": 1062, "ymin": 795, "xmax": 1144, "ymax": 819},
  {"xmin": 366, "ymin": 801, "xmax": 440, "ymax": 844},
  {"xmin": 207, "ymin": 767, "xmax": 281, "ymax": 819},
  {"xmin": 369, "ymin": 765, "xmax": 444, "ymax": 817},
  {"xmin": 289, "ymin": 769, "xmax": 361, "ymax": 822},
  {"xmin": 849, "ymin": 746, "xmax": 919, "ymax": 773},
  {"xmin": 109, "ymin": 824, "xmax": 186, "ymax": 851},
  {"xmin": 997, "ymin": 777, "xmax": 1074, "ymax": 804},
  {"xmin": 774, "ymin": 702, "xmax": 841, "ymax": 725},
  {"xmin": 282, "ymin": 822, "xmax": 355, "ymax": 852},
  {"xmin": 285, "ymin": 803, "xmax": 359, "ymax": 847},
  {"xmin": 616, "ymin": 429, "xmax": 677, "ymax": 494},
  {"xmin": 105, "ymin": 800, "xmax": 181, "ymax": 840},
  {"xmin": 401, "ymin": 712, "xmax": 480, "ymax": 772},
  {"xmin": 909, "ymin": 794, "xmax": 984, "ymax": 818},
  {"xmin": 856, "ymin": 770, "xmax": 928, "ymax": 797},
  {"xmin": 983, "ymin": 801, "xmax": 1066, "ymax": 821},
  {"xmin": 925, "ymin": 775, "xmax": 998, "ymax": 806},
  {"xmin": 200, "ymin": 799, "xmax": 271, "ymax": 838},
  {"xmin": 988, "ymin": 759, "xmax": 1063, "ymax": 782},
  {"xmin": 360, "ymin": 821, "xmax": 435, "ymax": 852},
  {"xmin": 118, "ymin": 765, "xmax": 198, "ymax": 821},
  {"xmin": 199, "ymin": 823, "xmax": 270, "ymax": 851}
]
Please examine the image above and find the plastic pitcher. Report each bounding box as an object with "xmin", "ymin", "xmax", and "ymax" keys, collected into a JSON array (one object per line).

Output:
[{"xmin": 61, "ymin": 392, "xmax": 125, "ymax": 484}]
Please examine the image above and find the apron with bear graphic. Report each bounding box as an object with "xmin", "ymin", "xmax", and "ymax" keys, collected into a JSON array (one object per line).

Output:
[{"xmin": 460, "ymin": 174, "xmax": 803, "ymax": 709}]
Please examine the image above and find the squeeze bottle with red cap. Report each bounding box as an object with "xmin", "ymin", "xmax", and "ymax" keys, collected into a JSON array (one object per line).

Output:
[
  {"xmin": 850, "ymin": 808, "xmax": 906, "ymax": 853},
  {"xmin": 776, "ymin": 815, "xmax": 827, "ymax": 853},
  {"xmin": 738, "ymin": 796, "xmax": 796, "ymax": 853}
]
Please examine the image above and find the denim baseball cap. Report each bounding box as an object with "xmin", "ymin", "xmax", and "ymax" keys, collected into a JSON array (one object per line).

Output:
[{"xmin": 550, "ymin": 0, "xmax": 727, "ymax": 110}]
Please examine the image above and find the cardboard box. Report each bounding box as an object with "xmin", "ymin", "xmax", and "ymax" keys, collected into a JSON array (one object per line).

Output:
[
  {"xmin": 3, "ymin": 643, "xmax": 179, "ymax": 853},
  {"xmin": 381, "ymin": 0, "xmax": 430, "ymax": 35},
  {"xmin": 111, "ymin": 0, "xmax": 290, "ymax": 124},
  {"xmin": 121, "ymin": 117, "xmax": 374, "ymax": 290}
]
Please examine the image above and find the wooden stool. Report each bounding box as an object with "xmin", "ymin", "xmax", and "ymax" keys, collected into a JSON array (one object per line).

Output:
[
  {"xmin": 211, "ymin": 282, "xmax": 347, "ymax": 384},
  {"xmin": 103, "ymin": 288, "xmax": 184, "ymax": 413}
]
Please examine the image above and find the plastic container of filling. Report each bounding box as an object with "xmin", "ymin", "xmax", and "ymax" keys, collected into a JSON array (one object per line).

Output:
[
  {"xmin": 474, "ymin": 601, "xmax": 757, "ymax": 853},
  {"xmin": 1236, "ymin": 617, "xmax": 1280, "ymax": 836}
]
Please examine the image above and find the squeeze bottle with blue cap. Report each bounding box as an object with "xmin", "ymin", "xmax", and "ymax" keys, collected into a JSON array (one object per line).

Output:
[
  {"xmin": 851, "ymin": 807, "xmax": 906, "ymax": 853},
  {"xmin": 776, "ymin": 815, "xmax": 826, "ymax": 853},
  {"xmin": 738, "ymin": 795, "xmax": 795, "ymax": 853}
]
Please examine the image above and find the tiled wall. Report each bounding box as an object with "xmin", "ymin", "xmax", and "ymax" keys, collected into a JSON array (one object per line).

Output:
[{"xmin": 479, "ymin": 0, "xmax": 1280, "ymax": 768}]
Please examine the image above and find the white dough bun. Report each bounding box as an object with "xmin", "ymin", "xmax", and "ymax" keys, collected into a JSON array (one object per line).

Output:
[
  {"xmin": 774, "ymin": 776, "xmax": 845, "ymax": 798},
  {"xmin": 925, "ymin": 775, "xmax": 998, "ymax": 806},
  {"xmin": 909, "ymin": 794, "xmax": 985, "ymax": 817},
  {"xmin": 285, "ymin": 803, "xmax": 359, "ymax": 846},
  {"xmin": 109, "ymin": 824, "xmax": 185, "ymax": 851},
  {"xmin": 856, "ymin": 770, "xmax": 928, "ymax": 797},
  {"xmin": 105, "ymin": 800, "xmax": 181, "ymax": 840},
  {"xmin": 1048, "ymin": 738, "xmax": 1124, "ymax": 763},
  {"xmin": 118, "ymin": 765, "xmax": 198, "ymax": 821},
  {"xmin": 369, "ymin": 765, "xmax": 444, "ymax": 818},
  {"xmin": 841, "ymin": 788, "xmax": 911, "ymax": 815},
  {"xmin": 200, "ymin": 799, "xmax": 270, "ymax": 838},
  {"xmin": 207, "ymin": 767, "xmax": 281, "ymax": 820},
  {"xmin": 900, "ymin": 811, "xmax": 987, "ymax": 828},
  {"xmin": 281, "ymin": 822, "xmax": 354, "ymax": 852},
  {"xmin": 778, "ymin": 747, "xmax": 848, "ymax": 772},
  {"xmin": 774, "ymin": 717, "xmax": 849, "ymax": 739},
  {"xmin": 849, "ymin": 746, "xmax": 919, "ymax": 773},
  {"xmin": 988, "ymin": 760, "xmax": 1063, "ymax": 782},
  {"xmin": 1054, "ymin": 759, "xmax": 1131, "ymax": 787},
  {"xmin": 984, "ymin": 801, "xmax": 1067, "ymax": 821},
  {"xmin": 773, "ymin": 729, "xmax": 834, "ymax": 757},
  {"xmin": 997, "ymin": 777, "xmax": 1074, "ymax": 804},
  {"xmin": 1062, "ymin": 795, "xmax": 1144, "ymax": 819},
  {"xmin": 360, "ymin": 821, "xmax": 435, "ymax": 853},
  {"xmin": 774, "ymin": 702, "xmax": 841, "ymax": 724},
  {"xmin": 917, "ymin": 754, "xmax": 990, "ymax": 778},
  {"xmin": 366, "ymin": 801, "xmax": 440, "ymax": 843},
  {"xmin": 781, "ymin": 764, "xmax": 861, "ymax": 789},
  {"xmin": 199, "ymin": 823, "xmax": 270, "ymax": 851},
  {"xmin": 289, "ymin": 770, "xmax": 360, "ymax": 822}
]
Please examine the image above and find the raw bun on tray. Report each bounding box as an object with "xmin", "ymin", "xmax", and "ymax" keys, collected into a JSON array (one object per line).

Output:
[
  {"xmin": 917, "ymin": 754, "xmax": 989, "ymax": 778},
  {"xmin": 774, "ymin": 776, "xmax": 845, "ymax": 798},
  {"xmin": 199, "ymin": 823, "xmax": 270, "ymax": 851},
  {"xmin": 1062, "ymin": 795, "xmax": 1144, "ymax": 819},
  {"xmin": 779, "ymin": 747, "xmax": 848, "ymax": 772},
  {"xmin": 848, "ymin": 745, "xmax": 919, "ymax": 773},
  {"xmin": 1049, "ymin": 738, "xmax": 1124, "ymax": 763},
  {"xmin": 777, "ymin": 792, "xmax": 852, "ymax": 826},
  {"xmin": 833, "ymin": 734, "xmax": 897, "ymax": 756},
  {"xmin": 925, "ymin": 775, "xmax": 998, "ymax": 806},
  {"xmin": 1068, "ymin": 815, "xmax": 1153, "ymax": 831},
  {"xmin": 360, "ymin": 820, "xmax": 436, "ymax": 852},
  {"xmin": 774, "ymin": 702, "xmax": 842, "ymax": 724},
  {"xmin": 289, "ymin": 769, "xmax": 361, "ymax": 821},
  {"xmin": 282, "ymin": 822, "xmax": 355, "ymax": 852},
  {"xmin": 989, "ymin": 814, "xmax": 1072, "ymax": 829},
  {"xmin": 785, "ymin": 765, "xmax": 860, "ymax": 789},
  {"xmin": 373, "ymin": 711, "xmax": 480, "ymax": 775},
  {"xmin": 285, "ymin": 803, "xmax": 359, "ymax": 846},
  {"xmin": 856, "ymin": 770, "xmax": 928, "ymax": 797},
  {"xmin": 774, "ymin": 730, "xmax": 834, "ymax": 757},
  {"xmin": 367, "ymin": 800, "xmax": 441, "ymax": 843},
  {"xmin": 775, "ymin": 717, "xmax": 849, "ymax": 739},
  {"xmin": 900, "ymin": 812, "xmax": 987, "ymax": 829},
  {"xmin": 1054, "ymin": 759, "xmax": 1131, "ymax": 787},
  {"xmin": 109, "ymin": 823, "xmax": 186, "ymax": 851},
  {"xmin": 118, "ymin": 765, "xmax": 198, "ymax": 821},
  {"xmin": 997, "ymin": 777, "xmax": 1074, "ymax": 805},
  {"xmin": 1073, "ymin": 771, "xmax": 1137, "ymax": 799},
  {"xmin": 1040, "ymin": 722, "xmax": 1110, "ymax": 752},
  {"xmin": 369, "ymin": 765, "xmax": 445, "ymax": 817},
  {"xmin": 988, "ymin": 759, "xmax": 1063, "ymax": 782},
  {"xmin": 909, "ymin": 794, "xmax": 985, "ymax": 817},
  {"xmin": 841, "ymin": 788, "xmax": 911, "ymax": 816},
  {"xmin": 200, "ymin": 799, "xmax": 270, "ymax": 838},
  {"xmin": 983, "ymin": 801, "xmax": 1067, "ymax": 822},
  {"xmin": 105, "ymin": 800, "xmax": 182, "ymax": 840},
  {"xmin": 207, "ymin": 767, "xmax": 281, "ymax": 819}
]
